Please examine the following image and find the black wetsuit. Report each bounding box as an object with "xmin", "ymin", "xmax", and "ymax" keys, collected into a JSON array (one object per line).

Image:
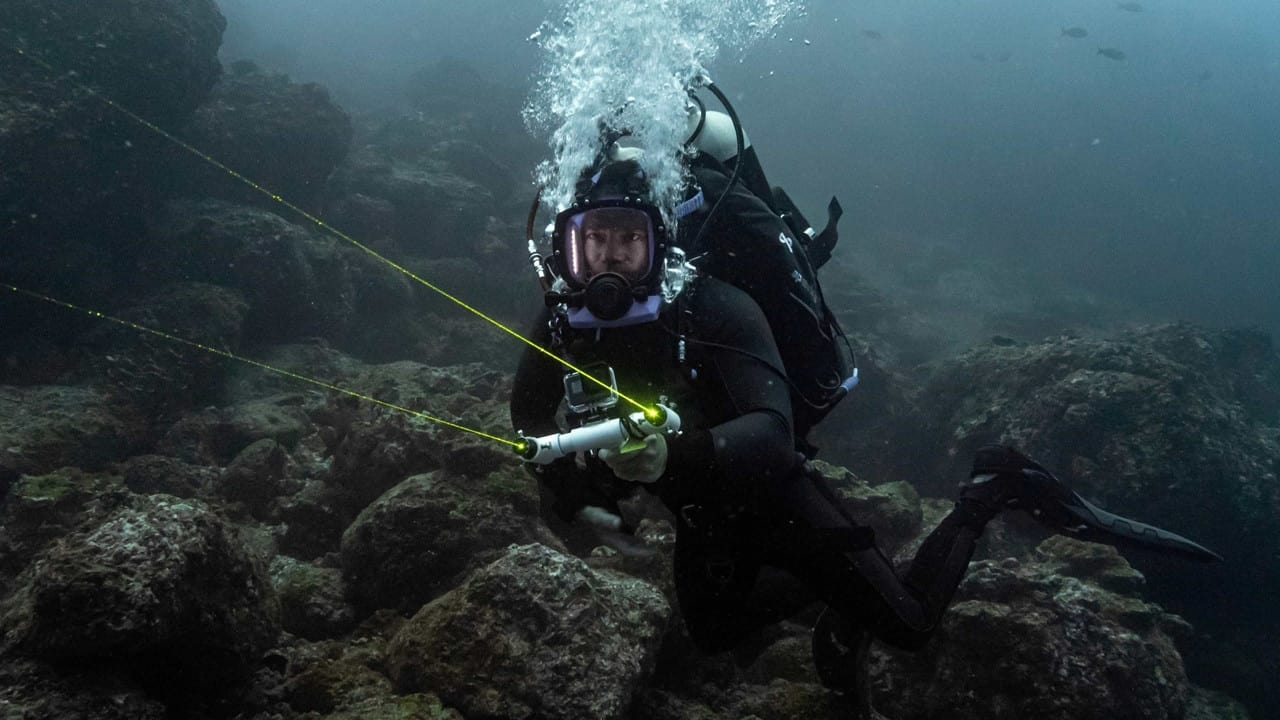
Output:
[{"xmin": 510, "ymin": 277, "xmax": 991, "ymax": 654}]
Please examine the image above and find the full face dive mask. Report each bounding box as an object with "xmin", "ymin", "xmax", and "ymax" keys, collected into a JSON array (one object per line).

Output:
[{"xmin": 549, "ymin": 159, "xmax": 671, "ymax": 328}]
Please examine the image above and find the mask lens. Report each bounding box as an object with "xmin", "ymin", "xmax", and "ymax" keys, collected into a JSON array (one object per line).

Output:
[{"xmin": 565, "ymin": 207, "xmax": 653, "ymax": 285}]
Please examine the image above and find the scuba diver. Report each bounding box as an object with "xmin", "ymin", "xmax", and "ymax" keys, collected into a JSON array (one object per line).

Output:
[{"xmin": 509, "ymin": 86, "xmax": 1221, "ymax": 716}]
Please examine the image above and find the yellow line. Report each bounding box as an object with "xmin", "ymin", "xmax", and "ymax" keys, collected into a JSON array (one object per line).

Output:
[
  {"xmin": 2, "ymin": 283, "xmax": 520, "ymax": 449},
  {"xmin": 5, "ymin": 43, "xmax": 652, "ymax": 415}
]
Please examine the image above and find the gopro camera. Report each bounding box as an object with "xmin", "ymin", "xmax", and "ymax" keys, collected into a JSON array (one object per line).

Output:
[{"xmin": 563, "ymin": 364, "xmax": 618, "ymax": 422}]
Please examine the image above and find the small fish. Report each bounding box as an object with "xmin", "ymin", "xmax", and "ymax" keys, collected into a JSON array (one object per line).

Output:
[
  {"xmin": 1097, "ymin": 47, "xmax": 1127, "ymax": 61},
  {"xmin": 971, "ymin": 52, "xmax": 988, "ymax": 62},
  {"xmin": 1061, "ymin": 27, "xmax": 1088, "ymax": 38},
  {"xmin": 995, "ymin": 51, "xmax": 1012, "ymax": 62},
  {"xmin": 1116, "ymin": 2, "xmax": 1143, "ymax": 11},
  {"xmin": 1197, "ymin": 70, "xmax": 1213, "ymax": 82},
  {"xmin": 861, "ymin": 30, "xmax": 883, "ymax": 40}
]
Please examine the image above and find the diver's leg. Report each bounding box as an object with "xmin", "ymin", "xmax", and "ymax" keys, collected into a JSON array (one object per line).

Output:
[
  {"xmin": 812, "ymin": 607, "xmax": 889, "ymax": 720},
  {"xmin": 777, "ymin": 466, "xmax": 978, "ymax": 642},
  {"xmin": 671, "ymin": 520, "xmax": 815, "ymax": 657},
  {"xmin": 962, "ymin": 445, "xmax": 1221, "ymax": 562}
]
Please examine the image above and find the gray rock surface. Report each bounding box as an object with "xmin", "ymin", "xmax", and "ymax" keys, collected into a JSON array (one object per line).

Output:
[
  {"xmin": 0, "ymin": 385, "xmax": 148, "ymax": 481},
  {"xmin": 340, "ymin": 468, "xmax": 543, "ymax": 614},
  {"xmin": 270, "ymin": 556, "xmax": 356, "ymax": 642},
  {"xmin": 0, "ymin": 496, "xmax": 279, "ymax": 691},
  {"xmin": 387, "ymin": 543, "xmax": 670, "ymax": 720},
  {"xmin": 177, "ymin": 65, "xmax": 352, "ymax": 210},
  {"xmin": 873, "ymin": 538, "xmax": 1194, "ymax": 720},
  {"xmin": 0, "ymin": 0, "xmax": 225, "ymax": 220},
  {"xmin": 913, "ymin": 323, "xmax": 1279, "ymax": 711}
]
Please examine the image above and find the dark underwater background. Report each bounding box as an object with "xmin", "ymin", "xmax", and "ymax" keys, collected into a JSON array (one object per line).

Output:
[{"xmin": 0, "ymin": 1, "xmax": 1277, "ymax": 719}]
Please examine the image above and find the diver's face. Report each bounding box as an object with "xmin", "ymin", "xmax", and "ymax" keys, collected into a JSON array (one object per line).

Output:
[{"xmin": 580, "ymin": 209, "xmax": 650, "ymax": 280}]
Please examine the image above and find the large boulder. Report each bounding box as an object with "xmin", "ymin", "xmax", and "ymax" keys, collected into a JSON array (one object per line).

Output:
[
  {"xmin": 0, "ymin": 468, "xmax": 130, "ymax": 581},
  {"xmin": 0, "ymin": 0, "xmax": 226, "ymax": 322},
  {"xmin": 156, "ymin": 392, "xmax": 314, "ymax": 465},
  {"xmin": 172, "ymin": 64, "xmax": 353, "ymax": 211},
  {"xmin": 144, "ymin": 198, "xmax": 423, "ymax": 357},
  {"xmin": 328, "ymin": 112, "xmax": 500, "ymax": 259},
  {"xmin": 387, "ymin": 543, "xmax": 670, "ymax": 720},
  {"xmin": 914, "ymin": 324, "xmax": 1280, "ymax": 713},
  {"xmin": 0, "ymin": 0, "xmax": 225, "ymax": 208},
  {"xmin": 269, "ymin": 556, "xmax": 356, "ymax": 641},
  {"xmin": 0, "ymin": 496, "xmax": 279, "ymax": 692},
  {"xmin": 71, "ymin": 281, "xmax": 251, "ymax": 419},
  {"xmin": 146, "ymin": 199, "xmax": 358, "ymax": 343},
  {"xmin": 873, "ymin": 537, "xmax": 1195, "ymax": 720},
  {"xmin": 0, "ymin": 385, "xmax": 149, "ymax": 483},
  {"xmin": 0, "ymin": 658, "xmax": 168, "ymax": 720},
  {"xmin": 340, "ymin": 467, "xmax": 544, "ymax": 614},
  {"xmin": 317, "ymin": 360, "xmax": 515, "ymax": 509}
]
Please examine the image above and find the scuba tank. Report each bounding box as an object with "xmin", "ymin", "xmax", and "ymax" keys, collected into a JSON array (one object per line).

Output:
[{"xmin": 680, "ymin": 81, "xmax": 857, "ymax": 444}]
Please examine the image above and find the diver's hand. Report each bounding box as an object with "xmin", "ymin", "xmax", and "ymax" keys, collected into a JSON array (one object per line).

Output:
[
  {"xmin": 598, "ymin": 433, "xmax": 668, "ymax": 484},
  {"xmin": 575, "ymin": 505, "xmax": 623, "ymax": 531}
]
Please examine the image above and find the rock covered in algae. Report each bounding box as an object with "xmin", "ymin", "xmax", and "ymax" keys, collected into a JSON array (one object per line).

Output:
[
  {"xmin": 387, "ymin": 543, "xmax": 670, "ymax": 720},
  {"xmin": 0, "ymin": 495, "xmax": 279, "ymax": 692},
  {"xmin": 340, "ymin": 468, "xmax": 545, "ymax": 614},
  {"xmin": 871, "ymin": 539, "xmax": 1194, "ymax": 720}
]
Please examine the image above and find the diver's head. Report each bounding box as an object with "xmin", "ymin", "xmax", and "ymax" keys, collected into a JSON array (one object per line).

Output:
[{"xmin": 549, "ymin": 156, "xmax": 679, "ymax": 327}]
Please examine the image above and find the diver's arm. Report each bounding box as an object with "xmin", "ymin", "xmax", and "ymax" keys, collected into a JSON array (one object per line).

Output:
[
  {"xmin": 511, "ymin": 309, "xmax": 607, "ymax": 523},
  {"xmin": 510, "ymin": 308, "xmax": 564, "ymax": 438},
  {"xmin": 659, "ymin": 281, "xmax": 795, "ymax": 506}
]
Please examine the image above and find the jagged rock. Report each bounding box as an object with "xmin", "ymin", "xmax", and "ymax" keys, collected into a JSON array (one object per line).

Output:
[
  {"xmin": 144, "ymin": 198, "xmax": 423, "ymax": 357},
  {"xmin": 0, "ymin": 385, "xmax": 149, "ymax": 481},
  {"xmin": 432, "ymin": 139, "xmax": 519, "ymax": 201},
  {"xmin": 0, "ymin": 658, "xmax": 168, "ymax": 720},
  {"xmin": 322, "ymin": 410, "xmax": 445, "ymax": 512},
  {"xmin": 0, "ymin": 468, "xmax": 129, "ymax": 579},
  {"xmin": 117, "ymin": 453, "xmax": 218, "ymax": 498},
  {"xmin": 319, "ymin": 360, "xmax": 514, "ymax": 509},
  {"xmin": 329, "ymin": 139, "xmax": 496, "ymax": 258},
  {"xmin": 1036, "ymin": 534, "xmax": 1147, "ymax": 596},
  {"xmin": 1184, "ymin": 686, "xmax": 1254, "ymax": 720},
  {"xmin": 220, "ymin": 341, "xmax": 367, "ymax": 401},
  {"xmin": 387, "ymin": 543, "xmax": 670, "ymax": 720},
  {"xmin": 270, "ymin": 610, "xmax": 462, "ymax": 718},
  {"xmin": 327, "ymin": 192, "xmax": 398, "ymax": 252},
  {"xmin": 0, "ymin": 0, "xmax": 226, "ymax": 339},
  {"xmin": 72, "ymin": 282, "xmax": 250, "ymax": 418},
  {"xmin": 156, "ymin": 393, "xmax": 313, "ymax": 465},
  {"xmin": 340, "ymin": 467, "xmax": 542, "ymax": 614},
  {"xmin": 719, "ymin": 679, "xmax": 835, "ymax": 719},
  {"xmin": 174, "ymin": 67, "xmax": 352, "ymax": 210},
  {"xmin": 278, "ymin": 479, "xmax": 351, "ymax": 561},
  {"xmin": 283, "ymin": 653, "xmax": 390, "ymax": 714},
  {"xmin": 809, "ymin": 459, "xmax": 924, "ymax": 554},
  {"xmin": 270, "ymin": 556, "xmax": 356, "ymax": 641},
  {"xmin": 219, "ymin": 438, "xmax": 290, "ymax": 517},
  {"xmin": 403, "ymin": 57, "xmax": 540, "ymax": 175},
  {"xmin": 318, "ymin": 694, "xmax": 466, "ymax": 720},
  {"xmin": 914, "ymin": 323, "xmax": 1280, "ymax": 712},
  {"xmin": 146, "ymin": 200, "xmax": 352, "ymax": 343},
  {"xmin": 0, "ymin": 0, "xmax": 225, "ymax": 230},
  {"xmin": 0, "ymin": 496, "xmax": 280, "ymax": 693},
  {"xmin": 872, "ymin": 540, "xmax": 1193, "ymax": 720}
]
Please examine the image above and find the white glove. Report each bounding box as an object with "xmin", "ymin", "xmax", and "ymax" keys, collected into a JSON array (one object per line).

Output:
[
  {"xmin": 575, "ymin": 505, "xmax": 623, "ymax": 531},
  {"xmin": 598, "ymin": 433, "xmax": 668, "ymax": 484}
]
